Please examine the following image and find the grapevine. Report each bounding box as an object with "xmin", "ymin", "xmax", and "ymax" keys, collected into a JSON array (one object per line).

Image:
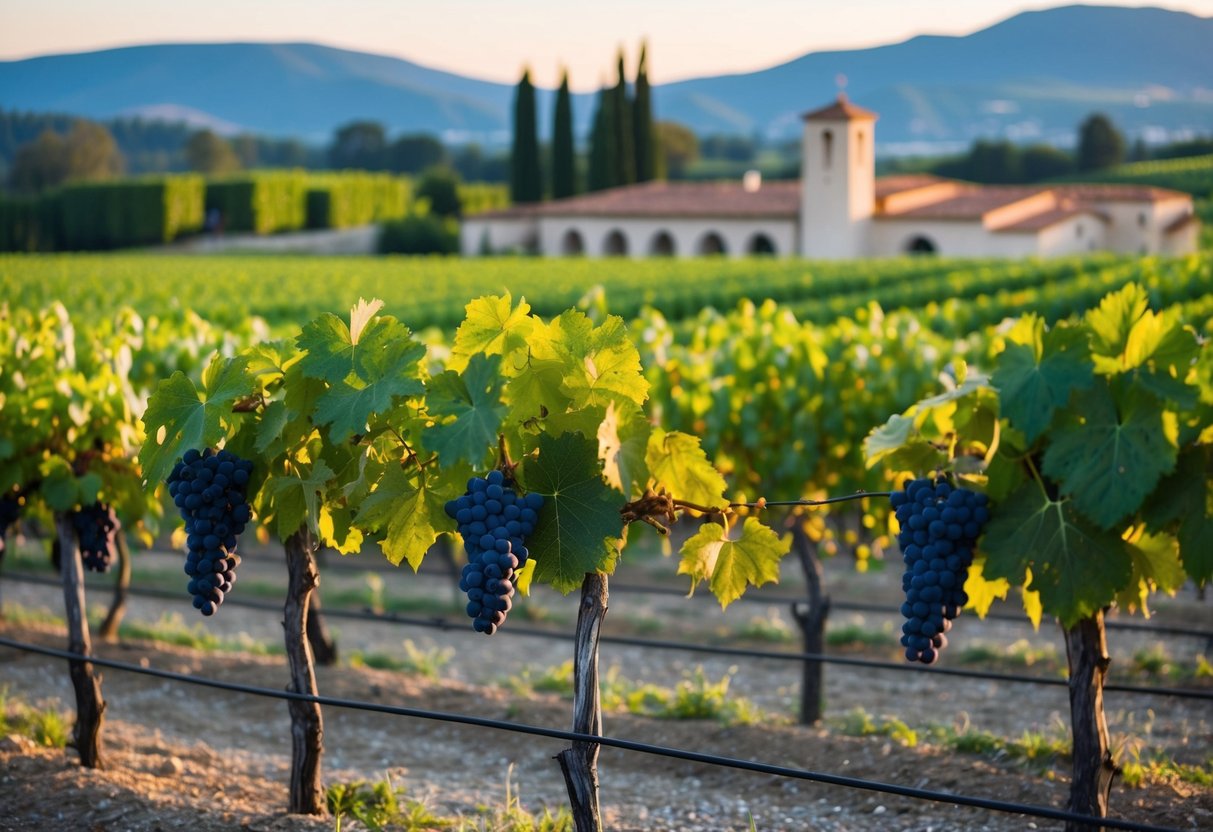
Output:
[
  {"xmin": 0, "ymin": 491, "xmax": 22, "ymax": 553},
  {"xmin": 890, "ymin": 478, "xmax": 990, "ymax": 664},
  {"xmin": 447, "ymin": 469, "xmax": 544, "ymax": 634},
  {"xmin": 167, "ymin": 448, "xmax": 254, "ymax": 616}
]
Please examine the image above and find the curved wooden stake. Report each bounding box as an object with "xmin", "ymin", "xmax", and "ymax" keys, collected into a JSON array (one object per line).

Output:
[
  {"xmin": 284, "ymin": 528, "xmax": 326, "ymax": 816},
  {"xmin": 557, "ymin": 572, "xmax": 609, "ymax": 832},
  {"xmin": 790, "ymin": 523, "xmax": 830, "ymax": 725},
  {"xmin": 306, "ymin": 587, "xmax": 338, "ymax": 667},
  {"xmin": 1063, "ymin": 610, "xmax": 1118, "ymax": 832},
  {"xmin": 54, "ymin": 512, "xmax": 106, "ymax": 769},
  {"xmin": 98, "ymin": 526, "xmax": 131, "ymax": 642}
]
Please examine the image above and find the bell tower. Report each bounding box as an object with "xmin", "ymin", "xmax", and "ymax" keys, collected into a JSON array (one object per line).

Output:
[{"xmin": 799, "ymin": 94, "xmax": 878, "ymax": 259}]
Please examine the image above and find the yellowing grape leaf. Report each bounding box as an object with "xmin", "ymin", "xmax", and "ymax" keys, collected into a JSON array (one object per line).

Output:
[
  {"xmin": 547, "ymin": 311, "xmax": 649, "ymax": 410},
  {"xmin": 597, "ymin": 402, "xmax": 651, "ymax": 499},
  {"xmin": 319, "ymin": 505, "xmax": 364, "ymax": 555},
  {"xmin": 646, "ymin": 428, "xmax": 727, "ymax": 510},
  {"xmin": 450, "ymin": 294, "xmax": 534, "ymax": 372},
  {"xmin": 962, "ymin": 557, "xmax": 1011, "ymax": 618},
  {"xmin": 1116, "ymin": 529, "xmax": 1185, "ymax": 617},
  {"xmin": 356, "ymin": 464, "xmax": 456, "ymax": 569},
  {"xmin": 678, "ymin": 518, "xmax": 789, "ymax": 609}
]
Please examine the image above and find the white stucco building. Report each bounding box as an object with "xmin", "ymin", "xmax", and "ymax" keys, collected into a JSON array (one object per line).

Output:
[{"xmin": 463, "ymin": 96, "xmax": 1200, "ymax": 259}]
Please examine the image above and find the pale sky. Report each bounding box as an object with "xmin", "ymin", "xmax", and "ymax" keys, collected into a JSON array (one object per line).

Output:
[{"xmin": 2, "ymin": 0, "xmax": 1211, "ymax": 90}]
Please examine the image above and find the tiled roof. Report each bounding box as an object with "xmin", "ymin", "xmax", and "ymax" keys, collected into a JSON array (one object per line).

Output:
[
  {"xmin": 481, "ymin": 179, "xmax": 802, "ymax": 220},
  {"xmin": 1165, "ymin": 213, "xmax": 1198, "ymax": 233},
  {"xmin": 802, "ymin": 94, "xmax": 878, "ymax": 122},
  {"xmin": 1051, "ymin": 184, "xmax": 1190, "ymax": 203},
  {"xmin": 994, "ymin": 207, "xmax": 1103, "ymax": 233},
  {"xmin": 874, "ymin": 175, "xmax": 949, "ymax": 199},
  {"xmin": 878, "ymin": 186, "xmax": 1043, "ymax": 220}
]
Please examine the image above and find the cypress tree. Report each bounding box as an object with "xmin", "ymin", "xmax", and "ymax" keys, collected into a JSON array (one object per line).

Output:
[
  {"xmin": 632, "ymin": 42, "xmax": 658, "ymax": 182},
  {"xmin": 552, "ymin": 69, "xmax": 576, "ymax": 199},
  {"xmin": 510, "ymin": 68, "xmax": 543, "ymax": 203},
  {"xmin": 612, "ymin": 50, "xmax": 636, "ymax": 186},
  {"xmin": 588, "ymin": 86, "xmax": 618, "ymax": 192}
]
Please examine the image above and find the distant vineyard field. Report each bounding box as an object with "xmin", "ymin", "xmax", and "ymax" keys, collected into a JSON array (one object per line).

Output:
[
  {"xmin": 3, "ymin": 252, "xmax": 1210, "ymax": 337},
  {"xmin": 1060, "ymin": 154, "xmax": 1213, "ymax": 197}
]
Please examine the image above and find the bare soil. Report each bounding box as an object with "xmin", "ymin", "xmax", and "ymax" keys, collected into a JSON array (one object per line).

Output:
[{"xmin": 1, "ymin": 542, "xmax": 1211, "ymax": 832}]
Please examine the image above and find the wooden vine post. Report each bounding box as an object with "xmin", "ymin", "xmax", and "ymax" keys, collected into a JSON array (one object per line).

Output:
[
  {"xmin": 283, "ymin": 528, "xmax": 326, "ymax": 816},
  {"xmin": 557, "ymin": 572, "xmax": 610, "ymax": 832},
  {"xmin": 1063, "ymin": 610, "xmax": 1117, "ymax": 830},
  {"xmin": 98, "ymin": 526, "xmax": 131, "ymax": 642},
  {"xmin": 54, "ymin": 512, "xmax": 106, "ymax": 768},
  {"xmin": 789, "ymin": 524, "xmax": 829, "ymax": 724},
  {"xmin": 305, "ymin": 590, "xmax": 338, "ymax": 667}
]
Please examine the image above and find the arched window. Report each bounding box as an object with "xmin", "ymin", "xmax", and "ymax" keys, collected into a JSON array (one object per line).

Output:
[
  {"xmin": 822, "ymin": 129, "xmax": 834, "ymax": 170},
  {"xmin": 649, "ymin": 230, "xmax": 676, "ymax": 256},
  {"xmin": 603, "ymin": 229, "xmax": 628, "ymax": 256},
  {"xmin": 905, "ymin": 235, "xmax": 938, "ymax": 255},
  {"xmin": 698, "ymin": 231, "xmax": 727, "ymax": 256},
  {"xmin": 561, "ymin": 228, "xmax": 585, "ymax": 256},
  {"xmin": 748, "ymin": 233, "xmax": 776, "ymax": 256}
]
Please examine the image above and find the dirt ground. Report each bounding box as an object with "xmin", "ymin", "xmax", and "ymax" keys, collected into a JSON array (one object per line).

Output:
[{"xmin": 1, "ymin": 542, "xmax": 1211, "ymax": 831}]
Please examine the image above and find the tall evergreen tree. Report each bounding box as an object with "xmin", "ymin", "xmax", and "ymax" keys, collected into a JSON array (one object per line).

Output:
[
  {"xmin": 612, "ymin": 51, "xmax": 636, "ymax": 186},
  {"xmin": 510, "ymin": 68, "xmax": 543, "ymax": 203},
  {"xmin": 632, "ymin": 43, "xmax": 658, "ymax": 182},
  {"xmin": 588, "ymin": 86, "xmax": 618, "ymax": 192},
  {"xmin": 552, "ymin": 70, "xmax": 577, "ymax": 199},
  {"xmin": 1076, "ymin": 113, "xmax": 1125, "ymax": 173}
]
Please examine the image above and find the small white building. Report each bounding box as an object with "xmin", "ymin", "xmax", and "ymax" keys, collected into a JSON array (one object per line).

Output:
[{"xmin": 463, "ymin": 96, "xmax": 1200, "ymax": 259}]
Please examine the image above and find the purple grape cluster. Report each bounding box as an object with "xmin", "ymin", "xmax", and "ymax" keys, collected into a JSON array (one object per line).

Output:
[
  {"xmin": 891, "ymin": 477, "xmax": 991, "ymax": 664},
  {"xmin": 71, "ymin": 502, "xmax": 118, "ymax": 573},
  {"xmin": 445, "ymin": 469, "xmax": 544, "ymax": 635},
  {"xmin": 167, "ymin": 448, "xmax": 253, "ymax": 616},
  {"xmin": 0, "ymin": 491, "xmax": 21, "ymax": 554}
]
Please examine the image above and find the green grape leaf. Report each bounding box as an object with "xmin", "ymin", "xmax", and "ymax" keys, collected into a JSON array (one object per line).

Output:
[
  {"xmin": 254, "ymin": 400, "xmax": 291, "ymax": 455},
  {"xmin": 864, "ymin": 414, "xmax": 917, "ymax": 466},
  {"xmin": 1116, "ymin": 530, "xmax": 1185, "ymax": 615},
  {"xmin": 1086, "ymin": 282, "xmax": 1149, "ymax": 365},
  {"xmin": 548, "ymin": 311, "xmax": 649, "ymax": 410},
  {"xmin": 450, "ymin": 293, "xmax": 534, "ymax": 372},
  {"xmin": 598, "ymin": 402, "xmax": 651, "ymax": 499},
  {"xmin": 318, "ymin": 505, "xmax": 364, "ymax": 555},
  {"xmin": 1143, "ymin": 448, "xmax": 1213, "ymax": 584},
  {"xmin": 1041, "ymin": 382, "xmax": 1177, "ymax": 529},
  {"xmin": 992, "ymin": 318, "xmax": 1093, "ymax": 442},
  {"xmin": 266, "ymin": 458, "xmax": 335, "ymax": 538},
  {"xmin": 506, "ymin": 352, "xmax": 574, "ymax": 424},
  {"xmin": 139, "ymin": 356, "xmax": 255, "ymax": 487},
  {"xmin": 678, "ymin": 518, "xmax": 789, "ymax": 609},
  {"xmin": 520, "ymin": 432, "xmax": 625, "ymax": 594},
  {"xmin": 358, "ymin": 464, "xmax": 456, "ymax": 569},
  {"xmin": 646, "ymin": 428, "xmax": 728, "ymax": 510},
  {"xmin": 40, "ymin": 457, "xmax": 80, "ymax": 511},
  {"xmin": 423, "ymin": 353, "xmax": 507, "ymax": 470},
  {"xmin": 980, "ymin": 482, "xmax": 1131, "ymax": 627}
]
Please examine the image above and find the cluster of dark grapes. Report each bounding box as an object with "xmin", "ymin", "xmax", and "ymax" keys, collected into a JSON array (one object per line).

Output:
[
  {"xmin": 891, "ymin": 477, "xmax": 991, "ymax": 664},
  {"xmin": 167, "ymin": 448, "xmax": 253, "ymax": 616},
  {"xmin": 0, "ymin": 492, "xmax": 21, "ymax": 554},
  {"xmin": 445, "ymin": 470, "xmax": 544, "ymax": 635},
  {"xmin": 70, "ymin": 502, "xmax": 119, "ymax": 572}
]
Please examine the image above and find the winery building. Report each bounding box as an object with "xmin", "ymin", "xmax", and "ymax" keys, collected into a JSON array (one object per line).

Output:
[{"xmin": 461, "ymin": 96, "xmax": 1200, "ymax": 259}]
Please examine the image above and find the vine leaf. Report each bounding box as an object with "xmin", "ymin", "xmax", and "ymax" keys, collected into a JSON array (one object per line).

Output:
[
  {"xmin": 678, "ymin": 518, "xmax": 789, "ymax": 609},
  {"xmin": 301, "ymin": 313, "xmax": 426, "ymax": 442},
  {"xmin": 139, "ymin": 355, "xmax": 255, "ymax": 487},
  {"xmin": 358, "ymin": 464, "xmax": 455, "ymax": 569},
  {"xmin": 319, "ymin": 505, "xmax": 364, "ymax": 555},
  {"xmin": 41, "ymin": 457, "xmax": 81, "ymax": 511},
  {"xmin": 646, "ymin": 428, "xmax": 727, "ymax": 510},
  {"xmin": 980, "ymin": 482, "xmax": 1131, "ymax": 627},
  {"xmin": 1143, "ymin": 448, "xmax": 1213, "ymax": 584},
  {"xmin": 597, "ymin": 402, "xmax": 651, "ymax": 499},
  {"xmin": 547, "ymin": 311, "xmax": 650, "ymax": 410},
  {"xmin": 266, "ymin": 458, "xmax": 335, "ymax": 539},
  {"xmin": 520, "ymin": 432, "xmax": 624, "ymax": 594},
  {"xmin": 1041, "ymin": 382, "xmax": 1177, "ymax": 529},
  {"xmin": 450, "ymin": 293, "xmax": 534, "ymax": 372},
  {"xmin": 992, "ymin": 317, "xmax": 1093, "ymax": 442},
  {"xmin": 1116, "ymin": 529, "xmax": 1185, "ymax": 616},
  {"xmin": 423, "ymin": 354, "xmax": 507, "ymax": 469},
  {"xmin": 963, "ymin": 559, "xmax": 1042, "ymax": 629}
]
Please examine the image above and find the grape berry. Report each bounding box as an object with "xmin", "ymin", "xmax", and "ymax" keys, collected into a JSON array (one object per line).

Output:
[
  {"xmin": 167, "ymin": 448, "xmax": 254, "ymax": 616},
  {"xmin": 891, "ymin": 478, "xmax": 990, "ymax": 665},
  {"xmin": 445, "ymin": 469, "xmax": 544, "ymax": 635},
  {"xmin": 70, "ymin": 502, "xmax": 119, "ymax": 573}
]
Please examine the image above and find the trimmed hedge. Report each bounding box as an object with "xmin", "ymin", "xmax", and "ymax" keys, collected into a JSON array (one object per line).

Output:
[
  {"xmin": 0, "ymin": 194, "xmax": 61, "ymax": 252},
  {"xmin": 377, "ymin": 214, "xmax": 460, "ymax": 254},
  {"xmin": 305, "ymin": 172, "xmax": 412, "ymax": 229},
  {"xmin": 206, "ymin": 171, "xmax": 309, "ymax": 234},
  {"xmin": 458, "ymin": 182, "xmax": 510, "ymax": 216}
]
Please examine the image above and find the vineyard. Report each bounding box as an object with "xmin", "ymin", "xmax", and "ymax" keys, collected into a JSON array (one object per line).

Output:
[{"xmin": 1, "ymin": 251, "xmax": 1212, "ymax": 831}]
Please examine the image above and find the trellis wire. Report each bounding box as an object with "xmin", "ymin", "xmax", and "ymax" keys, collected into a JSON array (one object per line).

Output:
[{"xmin": 0, "ymin": 635, "xmax": 1187, "ymax": 832}]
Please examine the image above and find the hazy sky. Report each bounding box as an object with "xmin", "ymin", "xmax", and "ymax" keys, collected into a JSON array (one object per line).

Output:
[{"xmin": 2, "ymin": 1, "xmax": 1211, "ymax": 89}]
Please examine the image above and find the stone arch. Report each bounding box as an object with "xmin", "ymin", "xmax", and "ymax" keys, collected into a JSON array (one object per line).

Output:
[
  {"xmin": 905, "ymin": 234, "xmax": 938, "ymax": 255},
  {"xmin": 649, "ymin": 230, "xmax": 676, "ymax": 256},
  {"xmin": 603, "ymin": 228, "xmax": 629, "ymax": 256},
  {"xmin": 697, "ymin": 231, "xmax": 727, "ymax": 256},
  {"xmin": 748, "ymin": 233, "xmax": 777, "ymax": 256},
  {"xmin": 561, "ymin": 228, "xmax": 585, "ymax": 256}
]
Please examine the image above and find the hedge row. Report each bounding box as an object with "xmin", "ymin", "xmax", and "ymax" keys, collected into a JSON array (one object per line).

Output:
[
  {"xmin": 0, "ymin": 176, "xmax": 205, "ymax": 252},
  {"xmin": 305, "ymin": 172, "xmax": 412, "ymax": 229}
]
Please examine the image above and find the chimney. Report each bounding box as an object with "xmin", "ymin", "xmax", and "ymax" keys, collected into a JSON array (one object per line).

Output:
[{"xmin": 743, "ymin": 169, "xmax": 762, "ymax": 193}]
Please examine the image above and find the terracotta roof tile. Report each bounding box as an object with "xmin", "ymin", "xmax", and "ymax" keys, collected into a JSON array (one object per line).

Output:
[
  {"xmin": 504, "ymin": 180, "xmax": 803, "ymax": 219},
  {"xmin": 1052, "ymin": 184, "xmax": 1191, "ymax": 203},
  {"xmin": 874, "ymin": 175, "xmax": 949, "ymax": 199},
  {"xmin": 802, "ymin": 94, "xmax": 878, "ymax": 122},
  {"xmin": 1165, "ymin": 213, "xmax": 1198, "ymax": 233},
  {"xmin": 877, "ymin": 186, "xmax": 1043, "ymax": 220},
  {"xmin": 994, "ymin": 207, "xmax": 1104, "ymax": 232}
]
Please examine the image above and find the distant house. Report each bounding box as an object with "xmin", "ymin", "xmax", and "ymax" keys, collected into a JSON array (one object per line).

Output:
[{"xmin": 462, "ymin": 96, "xmax": 1200, "ymax": 259}]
